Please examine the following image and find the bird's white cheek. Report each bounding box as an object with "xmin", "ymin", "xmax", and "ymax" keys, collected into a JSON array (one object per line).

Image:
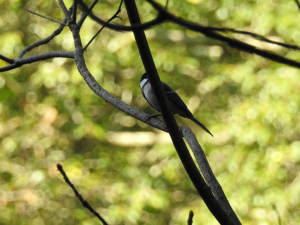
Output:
[{"xmin": 140, "ymin": 79, "xmax": 147, "ymax": 88}]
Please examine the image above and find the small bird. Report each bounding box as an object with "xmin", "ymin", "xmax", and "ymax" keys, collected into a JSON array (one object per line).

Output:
[{"xmin": 139, "ymin": 73, "xmax": 213, "ymax": 136}]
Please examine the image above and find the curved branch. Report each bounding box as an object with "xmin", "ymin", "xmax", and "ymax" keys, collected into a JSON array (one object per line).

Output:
[
  {"xmin": 70, "ymin": 1, "xmax": 239, "ymax": 224},
  {"xmin": 78, "ymin": 0, "xmax": 300, "ymax": 69},
  {"xmin": 181, "ymin": 126, "xmax": 240, "ymax": 224},
  {"xmin": 77, "ymin": 0, "xmax": 163, "ymax": 31},
  {"xmin": 0, "ymin": 51, "xmax": 74, "ymax": 72},
  {"xmin": 23, "ymin": 7, "xmax": 69, "ymax": 27},
  {"xmin": 146, "ymin": 0, "xmax": 300, "ymax": 69},
  {"xmin": 207, "ymin": 27, "xmax": 300, "ymax": 51},
  {"xmin": 77, "ymin": 0, "xmax": 99, "ymax": 28}
]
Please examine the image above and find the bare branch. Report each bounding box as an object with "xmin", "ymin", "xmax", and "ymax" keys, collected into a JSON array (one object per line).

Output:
[
  {"xmin": 77, "ymin": 0, "xmax": 300, "ymax": 69},
  {"xmin": 145, "ymin": 0, "xmax": 300, "ymax": 69},
  {"xmin": 77, "ymin": 0, "xmax": 99, "ymax": 28},
  {"xmin": 0, "ymin": 51, "xmax": 74, "ymax": 72},
  {"xmin": 132, "ymin": 0, "xmax": 238, "ymax": 223},
  {"xmin": 78, "ymin": 0, "xmax": 162, "ymax": 31},
  {"xmin": 23, "ymin": 7, "xmax": 69, "ymax": 26},
  {"xmin": 0, "ymin": 54, "xmax": 14, "ymax": 64},
  {"xmin": 209, "ymin": 27, "xmax": 300, "ymax": 51},
  {"xmin": 83, "ymin": 0, "xmax": 124, "ymax": 51},
  {"xmin": 181, "ymin": 126, "xmax": 241, "ymax": 224},
  {"xmin": 57, "ymin": 164, "xmax": 108, "ymax": 225},
  {"xmin": 58, "ymin": 0, "xmax": 72, "ymax": 22}
]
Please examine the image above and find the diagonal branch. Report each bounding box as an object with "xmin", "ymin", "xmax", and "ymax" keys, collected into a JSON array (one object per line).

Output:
[
  {"xmin": 181, "ymin": 126, "xmax": 240, "ymax": 223},
  {"xmin": 0, "ymin": 54, "xmax": 14, "ymax": 64},
  {"xmin": 58, "ymin": 0, "xmax": 72, "ymax": 22},
  {"xmin": 77, "ymin": 0, "xmax": 99, "ymax": 28},
  {"xmin": 146, "ymin": 0, "xmax": 300, "ymax": 69},
  {"xmin": 83, "ymin": 0, "xmax": 124, "ymax": 51},
  {"xmin": 24, "ymin": 7, "xmax": 69, "ymax": 26},
  {"xmin": 57, "ymin": 164, "xmax": 108, "ymax": 225}
]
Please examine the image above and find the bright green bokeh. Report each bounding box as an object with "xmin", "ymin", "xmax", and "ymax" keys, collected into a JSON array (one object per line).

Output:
[{"xmin": 1, "ymin": 0, "xmax": 300, "ymax": 224}]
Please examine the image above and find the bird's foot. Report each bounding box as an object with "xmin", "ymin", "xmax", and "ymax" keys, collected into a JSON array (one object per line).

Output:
[{"xmin": 145, "ymin": 114, "xmax": 162, "ymax": 122}]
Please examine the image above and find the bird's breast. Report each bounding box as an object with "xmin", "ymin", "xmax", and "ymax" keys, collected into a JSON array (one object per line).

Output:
[{"xmin": 142, "ymin": 83, "xmax": 161, "ymax": 112}]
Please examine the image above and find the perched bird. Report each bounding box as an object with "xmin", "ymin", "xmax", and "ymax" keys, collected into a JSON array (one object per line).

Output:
[{"xmin": 139, "ymin": 73, "xmax": 213, "ymax": 136}]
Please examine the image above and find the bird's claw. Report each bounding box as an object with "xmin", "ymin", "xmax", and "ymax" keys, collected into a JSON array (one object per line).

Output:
[{"xmin": 145, "ymin": 114, "xmax": 162, "ymax": 122}]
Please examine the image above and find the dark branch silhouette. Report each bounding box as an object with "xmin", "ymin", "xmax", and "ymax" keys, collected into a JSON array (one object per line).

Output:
[
  {"xmin": 1, "ymin": 0, "xmax": 297, "ymax": 224},
  {"xmin": 76, "ymin": 0, "xmax": 300, "ymax": 69},
  {"xmin": 57, "ymin": 164, "xmax": 108, "ymax": 225}
]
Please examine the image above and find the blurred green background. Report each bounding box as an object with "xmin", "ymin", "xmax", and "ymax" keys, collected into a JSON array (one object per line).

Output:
[{"xmin": 1, "ymin": 0, "xmax": 300, "ymax": 224}]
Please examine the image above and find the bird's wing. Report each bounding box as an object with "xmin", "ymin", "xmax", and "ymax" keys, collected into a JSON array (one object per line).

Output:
[{"xmin": 161, "ymin": 82, "xmax": 188, "ymax": 110}]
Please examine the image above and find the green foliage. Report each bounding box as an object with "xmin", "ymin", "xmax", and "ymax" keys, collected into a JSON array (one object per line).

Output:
[{"xmin": 1, "ymin": 0, "xmax": 300, "ymax": 224}]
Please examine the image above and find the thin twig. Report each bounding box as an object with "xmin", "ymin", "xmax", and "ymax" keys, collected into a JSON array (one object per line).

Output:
[
  {"xmin": 0, "ymin": 54, "xmax": 15, "ymax": 64},
  {"xmin": 57, "ymin": 164, "xmax": 109, "ymax": 225},
  {"xmin": 187, "ymin": 210, "xmax": 194, "ymax": 225},
  {"xmin": 209, "ymin": 27, "xmax": 300, "ymax": 51},
  {"xmin": 58, "ymin": 0, "xmax": 72, "ymax": 22},
  {"xmin": 83, "ymin": 0, "xmax": 124, "ymax": 52},
  {"xmin": 77, "ymin": 0, "xmax": 99, "ymax": 28},
  {"xmin": 24, "ymin": 7, "xmax": 69, "ymax": 26},
  {"xmin": 0, "ymin": 51, "xmax": 74, "ymax": 72}
]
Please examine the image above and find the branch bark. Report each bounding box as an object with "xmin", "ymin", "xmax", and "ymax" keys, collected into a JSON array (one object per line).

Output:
[{"xmin": 123, "ymin": 0, "xmax": 239, "ymax": 224}]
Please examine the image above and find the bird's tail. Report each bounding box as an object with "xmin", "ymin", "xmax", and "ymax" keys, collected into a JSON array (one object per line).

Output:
[{"xmin": 190, "ymin": 117, "xmax": 213, "ymax": 137}]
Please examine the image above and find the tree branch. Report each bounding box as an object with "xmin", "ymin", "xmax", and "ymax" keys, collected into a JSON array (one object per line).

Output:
[
  {"xmin": 72, "ymin": 0, "xmax": 78, "ymax": 23},
  {"xmin": 77, "ymin": 0, "xmax": 99, "ymax": 28},
  {"xmin": 57, "ymin": 164, "xmax": 108, "ymax": 225},
  {"xmin": 77, "ymin": 0, "xmax": 300, "ymax": 69},
  {"xmin": 0, "ymin": 51, "xmax": 74, "ymax": 72},
  {"xmin": 0, "ymin": 54, "xmax": 14, "ymax": 64},
  {"xmin": 58, "ymin": 0, "xmax": 72, "ymax": 22},
  {"xmin": 123, "ymin": 0, "xmax": 238, "ymax": 224},
  {"xmin": 24, "ymin": 7, "xmax": 69, "ymax": 26},
  {"xmin": 181, "ymin": 126, "xmax": 240, "ymax": 224}
]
